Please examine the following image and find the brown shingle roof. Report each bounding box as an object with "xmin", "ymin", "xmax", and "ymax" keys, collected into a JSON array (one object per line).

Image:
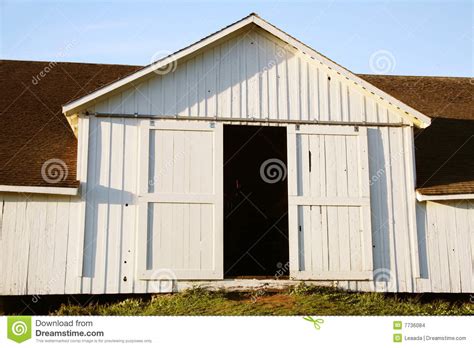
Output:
[
  {"xmin": 0, "ymin": 60, "xmax": 140, "ymax": 188},
  {"xmin": 0, "ymin": 60, "xmax": 472, "ymax": 196},
  {"xmin": 360, "ymin": 74, "xmax": 473, "ymax": 120}
]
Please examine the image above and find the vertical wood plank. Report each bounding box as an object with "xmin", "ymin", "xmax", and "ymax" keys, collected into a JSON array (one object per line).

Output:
[
  {"xmin": 196, "ymin": 53, "xmax": 205, "ymax": 117},
  {"xmin": 287, "ymin": 52, "xmax": 299, "ymax": 120},
  {"xmin": 287, "ymin": 126, "xmax": 299, "ymax": 275},
  {"xmin": 214, "ymin": 123, "xmax": 224, "ymax": 278},
  {"xmin": 187, "ymin": 58, "xmax": 198, "ymax": 116},
  {"xmin": 176, "ymin": 64, "xmax": 188, "ymax": 116},
  {"xmin": 276, "ymin": 44, "xmax": 288, "ymax": 119},
  {"xmin": 229, "ymin": 37, "xmax": 241, "ymax": 118},
  {"xmin": 454, "ymin": 202, "xmax": 473, "ymax": 292},
  {"xmin": 105, "ymin": 118, "xmax": 125, "ymax": 293},
  {"xmin": 218, "ymin": 40, "xmax": 232, "ymax": 118},
  {"xmin": 267, "ymin": 40, "xmax": 278, "ymax": 119},
  {"xmin": 300, "ymin": 134, "xmax": 311, "ymax": 197},
  {"xmin": 445, "ymin": 204, "xmax": 461, "ymax": 292},
  {"xmin": 319, "ymin": 70, "xmax": 329, "ymax": 121},
  {"xmin": 358, "ymin": 128, "xmax": 373, "ymax": 273},
  {"xmin": 92, "ymin": 116, "xmax": 111, "ymax": 294},
  {"xmin": 246, "ymin": 31, "xmax": 259, "ymax": 118},
  {"xmin": 403, "ymin": 127, "xmax": 420, "ymax": 278},
  {"xmin": 302, "ymin": 206, "xmax": 312, "ymax": 271},
  {"xmin": 327, "ymin": 206, "xmax": 339, "ymax": 271},
  {"xmin": 310, "ymin": 206, "xmax": 323, "ymax": 272},
  {"xmin": 65, "ymin": 197, "xmax": 81, "ymax": 294},
  {"xmin": 51, "ymin": 196, "xmax": 70, "ymax": 294}
]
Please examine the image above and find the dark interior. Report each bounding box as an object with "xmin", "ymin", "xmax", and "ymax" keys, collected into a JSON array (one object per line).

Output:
[{"xmin": 224, "ymin": 125, "xmax": 289, "ymax": 278}]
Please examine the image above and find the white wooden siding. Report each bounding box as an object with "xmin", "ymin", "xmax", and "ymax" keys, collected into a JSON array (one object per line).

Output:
[
  {"xmin": 0, "ymin": 193, "xmax": 82, "ymax": 295},
  {"xmin": 88, "ymin": 28, "xmax": 407, "ymax": 125},
  {"xmin": 137, "ymin": 120, "xmax": 223, "ymax": 280},
  {"xmin": 77, "ymin": 27, "xmax": 419, "ymax": 293},
  {"xmin": 0, "ymin": 125, "xmax": 434, "ymax": 294},
  {"xmin": 1, "ymin": 130, "xmax": 472, "ymax": 294},
  {"xmin": 1, "ymin": 27, "xmax": 471, "ymax": 295},
  {"xmin": 416, "ymin": 200, "xmax": 474, "ymax": 293},
  {"xmin": 0, "ymin": 193, "xmax": 474, "ymax": 295},
  {"xmin": 287, "ymin": 125, "xmax": 373, "ymax": 280}
]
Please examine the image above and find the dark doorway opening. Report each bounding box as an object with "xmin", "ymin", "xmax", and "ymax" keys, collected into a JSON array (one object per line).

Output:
[{"xmin": 224, "ymin": 125, "xmax": 289, "ymax": 278}]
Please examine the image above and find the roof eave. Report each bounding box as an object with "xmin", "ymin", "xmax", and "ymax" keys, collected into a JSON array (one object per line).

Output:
[
  {"xmin": 0, "ymin": 184, "xmax": 79, "ymax": 196},
  {"xmin": 416, "ymin": 190, "xmax": 474, "ymax": 202}
]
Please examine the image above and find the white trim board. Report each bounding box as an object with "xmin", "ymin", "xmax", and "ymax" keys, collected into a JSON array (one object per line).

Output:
[
  {"xmin": 62, "ymin": 13, "xmax": 431, "ymax": 128},
  {"xmin": 0, "ymin": 185, "xmax": 79, "ymax": 196},
  {"xmin": 416, "ymin": 191, "xmax": 474, "ymax": 202}
]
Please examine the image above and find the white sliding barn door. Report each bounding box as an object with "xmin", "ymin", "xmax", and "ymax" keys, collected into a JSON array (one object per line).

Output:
[
  {"xmin": 137, "ymin": 120, "xmax": 223, "ymax": 280},
  {"xmin": 287, "ymin": 125, "xmax": 373, "ymax": 280}
]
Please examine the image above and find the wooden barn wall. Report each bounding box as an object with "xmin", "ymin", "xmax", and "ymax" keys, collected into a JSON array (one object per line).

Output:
[
  {"xmin": 0, "ymin": 193, "xmax": 82, "ymax": 295},
  {"xmin": 1, "ymin": 191, "xmax": 472, "ymax": 295},
  {"xmin": 87, "ymin": 27, "xmax": 407, "ymax": 125},
  {"xmin": 415, "ymin": 200, "xmax": 474, "ymax": 293},
  {"xmin": 72, "ymin": 124, "xmax": 421, "ymax": 294},
  {"xmin": 75, "ymin": 27, "xmax": 418, "ymax": 294},
  {"xmin": 2, "ymin": 126, "xmax": 455, "ymax": 294},
  {"xmin": 3, "ymin": 28, "xmax": 471, "ymax": 295}
]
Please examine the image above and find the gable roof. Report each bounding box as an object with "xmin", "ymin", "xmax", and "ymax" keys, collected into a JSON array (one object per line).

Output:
[
  {"xmin": 62, "ymin": 13, "xmax": 431, "ymax": 128},
  {"xmin": 0, "ymin": 62, "xmax": 470, "ymax": 194}
]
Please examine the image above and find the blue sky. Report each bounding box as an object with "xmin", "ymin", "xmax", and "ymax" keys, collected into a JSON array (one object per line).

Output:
[{"xmin": 1, "ymin": 0, "xmax": 472, "ymax": 77}]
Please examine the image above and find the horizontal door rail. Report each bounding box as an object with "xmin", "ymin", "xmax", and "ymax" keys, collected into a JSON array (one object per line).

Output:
[{"xmin": 91, "ymin": 112, "xmax": 409, "ymax": 128}]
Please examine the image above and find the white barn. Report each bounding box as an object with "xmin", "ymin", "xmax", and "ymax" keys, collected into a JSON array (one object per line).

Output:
[{"xmin": 0, "ymin": 14, "xmax": 472, "ymax": 296}]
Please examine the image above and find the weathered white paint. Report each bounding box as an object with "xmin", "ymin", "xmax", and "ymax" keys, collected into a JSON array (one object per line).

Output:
[
  {"xmin": 86, "ymin": 28, "xmax": 410, "ymax": 126},
  {"xmin": 1, "ymin": 21, "xmax": 471, "ymax": 296},
  {"xmin": 11, "ymin": 123, "xmax": 419, "ymax": 294},
  {"xmin": 1, "ymin": 185, "xmax": 472, "ymax": 294},
  {"xmin": 287, "ymin": 125, "xmax": 373, "ymax": 280},
  {"xmin": 62, "ymin": 15, "xmax": 430, "ymax": 128},
  {"xmin": 0, "ymin": 193, "xmax": 82, "ymax": 295},
  {"xmin": 137, "ymin": 120, "xmax": 223, "ymax": 280},
  {"xmin": 66, "ymin": 26, "xmax": 423, "ymax": 293},
  {"xmin": 415, "ymin": 200, "xmax": 474, "ymax": 293}
]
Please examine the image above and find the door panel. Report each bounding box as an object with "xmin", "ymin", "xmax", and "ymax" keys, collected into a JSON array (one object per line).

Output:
[
  {"xmin": 287, "ymin": 125, "xmax": 373, "ymax": 280},
  {"xmin": 137, "ymin": 120, "xmax": 223, "ymax": 280}
]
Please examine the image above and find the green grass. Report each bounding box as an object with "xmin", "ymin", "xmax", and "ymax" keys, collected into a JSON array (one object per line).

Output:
[{"xmin": 53, "ymin": 285, "xmax": 474, "ymax": 316}]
